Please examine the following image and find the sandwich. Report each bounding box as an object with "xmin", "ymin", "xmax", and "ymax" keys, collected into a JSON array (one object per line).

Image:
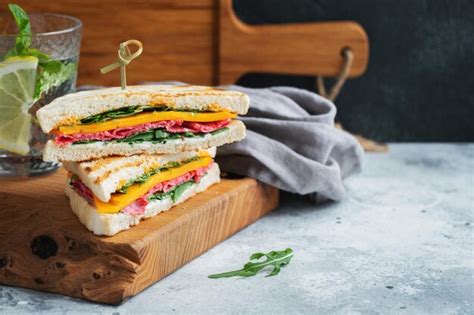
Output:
[
  {"xmin": 64, "ymin": 148, "xmax": 219, "ymax": 236},
  {"xmin": 37, "ymin": 85, "xmax": 249, "ymax": 162}
]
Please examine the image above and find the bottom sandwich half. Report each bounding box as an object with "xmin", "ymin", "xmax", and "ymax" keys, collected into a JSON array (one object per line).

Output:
[{"xmin": 63, "ymin": 150, "xmax": 220, "ymax": 236}]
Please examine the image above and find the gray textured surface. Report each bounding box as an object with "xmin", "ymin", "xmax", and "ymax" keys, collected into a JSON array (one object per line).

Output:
[{"xmin": 1, "ymin": 143, "xmax": 473, "ymax": 314}]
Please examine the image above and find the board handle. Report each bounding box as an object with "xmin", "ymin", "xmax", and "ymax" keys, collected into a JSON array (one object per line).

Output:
[{"xmin": 218, "ymin": 0, "xmax": 369, "ymax": 84}]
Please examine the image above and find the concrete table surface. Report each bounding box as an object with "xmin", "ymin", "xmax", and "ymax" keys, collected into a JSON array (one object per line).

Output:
[{"xmin": 1, "ymin": 144, "xmax": 472, "ymax": 314}]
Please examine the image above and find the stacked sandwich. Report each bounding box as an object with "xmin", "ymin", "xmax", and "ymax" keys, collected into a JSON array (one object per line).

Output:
[{"xmin": 37, "ymin": 85, "xmax": 249, "ymax": 236}]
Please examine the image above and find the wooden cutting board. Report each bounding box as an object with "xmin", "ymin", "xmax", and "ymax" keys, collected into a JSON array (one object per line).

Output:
[{"xmin": 0, "ymin": 169, "xmax": 279, "ymax": 304}]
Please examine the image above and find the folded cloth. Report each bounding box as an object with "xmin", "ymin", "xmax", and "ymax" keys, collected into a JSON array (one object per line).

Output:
[{"xmin": 216, "ymin": 86, "xmax": 364, "ymax": 203}]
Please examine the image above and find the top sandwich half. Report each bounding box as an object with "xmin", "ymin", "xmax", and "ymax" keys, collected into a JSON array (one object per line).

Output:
[{"xmin": 37, "ymin": 85, "xmax": 249, "ymax": 162}]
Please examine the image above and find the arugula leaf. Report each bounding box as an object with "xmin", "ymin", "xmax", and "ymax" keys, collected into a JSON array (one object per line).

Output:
[
  {"xmin": 118, "ymin": 171, "xmax": 155, "ymax": 193},
  {"xmin": 147, "ymin": 190, "xmax": 172, "ymax": 202},
  {"xmin": 117, "ymin": 157, "xmax": 199, "ymax": 193},
  {"xmin": 71, "ymin": 139, "xmax": 99, "ymax": 145},
  {"xmin": 79, "ymin": 106, "xmax": 209, "ymax": 124},
  {"xmin": 208, "ymin": 248, "xmax": 294, "ymax": 279},
  {"xmin": 171, "ymin": 181, "xmax": 194, "ymax": 202},
  {"xmin": 80, "ymin": 106, "xmax": 156, "ymax": 124},
  {"xmin": 154, "ymin": 129, "xmax": 169, "ymax": 139},
  {"xmin": 148, "ymin": 180, "xmax": 195, "ymax": 202},
  {"xmin": 117, "ymin": 130, "xmax": 155, "ymax": 143},
  {"xmin": 158, "ymin": 160, "xmax": 183, "ymax": 171},
  {"xmin": 72, "ymin": 127, "xmax": 229, "ymax": 146}
]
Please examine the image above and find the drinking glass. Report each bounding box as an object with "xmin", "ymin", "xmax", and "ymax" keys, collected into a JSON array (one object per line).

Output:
[{"xmin": 0, "ymin": 13, "xmax": 82, "ymax": 177}]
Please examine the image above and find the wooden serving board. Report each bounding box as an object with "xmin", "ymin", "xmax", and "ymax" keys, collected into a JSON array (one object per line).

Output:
[{"xmin": 0, "ymin": 169, "xmax": 279, "ymax": 304}]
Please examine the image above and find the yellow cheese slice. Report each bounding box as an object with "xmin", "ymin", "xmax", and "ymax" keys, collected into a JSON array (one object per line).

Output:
[
  {"xmin": 94, "ymin": 156, "xmax": 213, "ymax": 213},
  {"xmin": 58, "ymin": 111, "xmax": 237, "ymax": 135}
]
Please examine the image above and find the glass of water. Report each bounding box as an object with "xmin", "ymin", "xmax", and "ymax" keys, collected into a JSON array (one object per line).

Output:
[{"xmin": 0, "ymin": 12, "xmax": 82, "ymax": 177}]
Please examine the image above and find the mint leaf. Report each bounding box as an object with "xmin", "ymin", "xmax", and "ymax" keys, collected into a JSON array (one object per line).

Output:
[
  {"xmin": 5, "ymin": 4, "xmax": 31, "ymax": 57},
  {"xmin": 208, "ymin": 248, "xmax": 294, "ymax": 279},
  {"xmin": 25, "ymin": 48, "xmax": 50, "ymax": 62},
  {"xmin": 4, "ymin": 4, "xmax": 76, "ymax": 100}
]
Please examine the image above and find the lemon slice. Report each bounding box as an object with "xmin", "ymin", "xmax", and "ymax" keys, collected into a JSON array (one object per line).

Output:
[{"xmin": 0, "ymin": 56, "xmax": 38, "ymax": 155}]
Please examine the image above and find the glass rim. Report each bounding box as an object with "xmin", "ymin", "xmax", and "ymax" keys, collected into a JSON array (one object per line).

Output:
[{"xmin": 0, "ymin": 12, "xmax": 82, "ymax": 37}]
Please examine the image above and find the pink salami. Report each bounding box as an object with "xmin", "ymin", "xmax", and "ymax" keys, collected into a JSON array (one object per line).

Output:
[{"xmin": 55, "ymin": 120, "xmax": 230, "ymax": 145}]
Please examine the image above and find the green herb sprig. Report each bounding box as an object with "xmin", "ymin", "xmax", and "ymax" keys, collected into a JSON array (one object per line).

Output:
[
  {"xmin": 5, "ymin": 4, "xmax": 76, "ymax": 100},
  {"xmin": 208, "ymin": 248, "xmax": 294, "ymax": 279}
]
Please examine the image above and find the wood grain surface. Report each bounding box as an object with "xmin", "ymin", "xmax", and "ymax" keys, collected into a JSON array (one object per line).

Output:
[
  {"xmin": 0, "ymin": 0, "xmax": 368, "ymax": 86},
  {"xmin": 0, "ymin": 0, "xmax": 217, "ymax": 86},
  {"xmin": 218, "ymin": 0, "xmax": 369, "ymax": 84},
  {"xmin": 0, "ymin": 169, "xmax": 279, "ymax": 304}
]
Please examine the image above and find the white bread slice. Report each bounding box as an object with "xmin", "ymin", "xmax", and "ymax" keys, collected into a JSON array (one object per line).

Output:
[
  {"xmin": 65, "ymin": 163, "xmax": 220, "ymax": 236},
  {"xmin": 43, "ymin": 120, "xmax": 245, "ymax": 162},
  {"xmin": 37, "ymin": 85, "xmax": 250, "ymax": 133},
  {"xmin": 63, "ymin": 147, "xmax": 216, "ymax": 203}
]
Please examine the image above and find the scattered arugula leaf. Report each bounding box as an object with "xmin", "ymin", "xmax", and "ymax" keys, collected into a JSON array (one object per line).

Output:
[{"xmin": 208, "ymin": 248, "xmax": 294, "ymax": 279}]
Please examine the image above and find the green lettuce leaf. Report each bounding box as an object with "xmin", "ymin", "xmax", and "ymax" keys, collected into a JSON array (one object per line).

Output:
[{"xmin": 148, "ymin": 180, "xmax": 195, "ymax": 203}]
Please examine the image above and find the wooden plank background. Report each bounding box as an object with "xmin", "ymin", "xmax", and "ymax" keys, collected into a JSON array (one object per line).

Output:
[{"xmin": 0, "ymin": 0, "xmax": 218, "ymax": 86}]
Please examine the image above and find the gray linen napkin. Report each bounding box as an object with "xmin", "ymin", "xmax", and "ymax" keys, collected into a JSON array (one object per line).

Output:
[{"xmin": 216, "ymin": 85, "xmax": 364, "ymax": 203}]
